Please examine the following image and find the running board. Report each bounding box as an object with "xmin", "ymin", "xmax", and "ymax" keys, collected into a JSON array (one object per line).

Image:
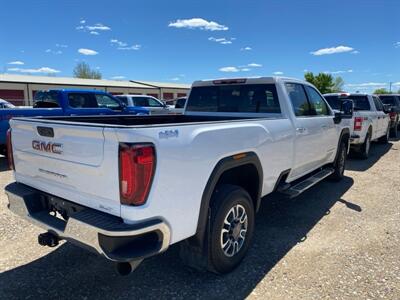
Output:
[{"xmin": 280, "ymin": 168, "xmax": 334, "ymax": 198}]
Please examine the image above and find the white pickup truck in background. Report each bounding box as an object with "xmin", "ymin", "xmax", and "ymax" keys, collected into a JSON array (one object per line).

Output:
[
  {"xmin": 324, "ymin": 93, "xmax": 390, "ymax": 159},
  {"xmin": 6, "ymin": 77, "xmax": 353, "ymax": 275}
]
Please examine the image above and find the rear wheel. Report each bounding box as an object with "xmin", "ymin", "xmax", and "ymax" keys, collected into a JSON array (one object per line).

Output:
[
  {"xmin": 358, "ymin": 132, "xmax": 371, "ymax": 159},
  {"xmin": 329, "ymin": 140, "xmax": 347, "ymax": 181},
  {"xmin": 208, "ymin": 184, "xmax": 255, "ymax": 274},
  {"xmin": 378, "ymin": 125, "xmax": 390, "ymax": 144}
]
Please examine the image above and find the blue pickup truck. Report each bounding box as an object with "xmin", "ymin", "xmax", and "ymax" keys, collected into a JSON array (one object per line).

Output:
[{"xmin": 0, "ymin": 89, "xmax": 149, "ymax": 152}]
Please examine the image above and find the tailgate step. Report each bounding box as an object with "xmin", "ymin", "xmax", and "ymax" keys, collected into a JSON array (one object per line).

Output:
[{"xmin": 280, "ymin": 168, "xmax": 334, "ymax": 198}]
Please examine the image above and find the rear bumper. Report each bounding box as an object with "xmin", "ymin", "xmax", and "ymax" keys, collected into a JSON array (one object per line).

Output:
[{"xmin": 5, "ymin": 182, "xmax": 170, "ymax": 262}]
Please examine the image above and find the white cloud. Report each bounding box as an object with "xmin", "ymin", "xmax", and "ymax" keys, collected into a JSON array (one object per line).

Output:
[
  {"xmin": 8, "ymin": 67, "xmax": 60, "ymax": 74},
  {"xmin": 240, "ymin": 68, "xmax": 251, "ymax": 72},
  {"xmin": 171, "ymin": 77, "xmax": 181, "ymax": 81},
  {"xmin": 45, "ymin": 49, "xmax": 62, "ymax": 55},
  {"xmin": 86, "ymin": 23, "xmax": 111, "ymax": 31},
  {"xmin": 310, "ymin": 45, "xmax": 355, "ymax": 56},
  {"xmin": 240, "ymin": 46, "xmax": 252, "ymax": 51},
  {"xmin": 273, "ymin": 71, "xmax": 284, "ymax": 75},
  {"xmin": 208, "ymin": 37, "xmax": 234, "ymax": 45},
  {"xmin": 111, "ymin": 76, "xmax": 125, "ymax": 80},
  {"xmin": 169, "ymin": 18, "xmax": 228, "ymax": 31},
  {"xmin": 219, "ymin": 66, "xmax": 240, "ymax": 72},
  {"xmin": 80, "ymin": 20, "xmax": 86, "ymax": 24},
  {"xmin": 110, "ymin": 39, "xmax": 141, "ymax": 50},
  {"xmin": 351, "ymin": 50, "xmax": 359, "ymax": 54},
  {"xmin": 324, "ymin": 69, "xmax": 353, "ymax": 75},
  {"xmin": 345, "ymin": 82, "xmax": 387, "ymax": 89},
  {"xmin": 76, "ymin": 23, "xmax": 111, "ymax": 34},
  {"xmin": 78, "ymin": 48, "xmax": 98, "ymax": 55},
  {"xmin": 394, "ymin": 42, "xmax": 400, "ymax": 48},
  {"xmin": 110, "ymin": 39, "xmax": 128, "ymax": 47},
  {"xmin": 247, "ymin": 63, "xmax": 262, "ymax": 67},
  {"xmin": 56, "ymin": 44, "xmax": 68, "ymax": 48},
  {"xmin": 8, "ymin": 61, "xmax": 24, "ymax": 65}
]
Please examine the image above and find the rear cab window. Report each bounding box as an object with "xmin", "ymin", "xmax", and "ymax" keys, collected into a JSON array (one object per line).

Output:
[
  {"xmin": 325, "ymin": 95, "xmax": 371, "ymax": 111},
  {"xmin": 33, "ymin": 91, "xmax": 60, "ymax": 108},
  {"xmin": 186, "ymin": 84, "xmax": 281, "ymax": 114},
  {"xmin": 379, "ymin": 95, "xmax": 399, "ymax": 106}
]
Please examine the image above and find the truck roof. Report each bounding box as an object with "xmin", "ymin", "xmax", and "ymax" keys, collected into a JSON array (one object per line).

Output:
[
  {"xmin": 192, "ymin": 76, "xmax": 305, "ymax": 87},
  {"xmin": 324, "ymin": 92, "xmax": 371, "ymax": 97},
  {"xmin": 44, "ymin": 89, "xmax": 112, "ymax": 94}
]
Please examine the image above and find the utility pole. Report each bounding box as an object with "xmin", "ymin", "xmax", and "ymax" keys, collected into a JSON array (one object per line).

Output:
[{"xmin": 389, "ymin": 82, "xmax": 393, "ymax": 93}]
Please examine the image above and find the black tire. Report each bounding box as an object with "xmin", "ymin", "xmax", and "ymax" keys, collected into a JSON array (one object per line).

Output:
[
  {"xmin": 207, "ymin": 184, "xmax": 255, "ymax": 274},
  {"xmin": 358, "ymin": 132, "xmax": 371, "ymax": 159},
  {"xmin": 390, "ymin": 124, "xmax": 398, "ymax": 138},
  {"xmin": 378, "ymin": 125, "xmax": 390, "ymax": 144},
  {"xmin": 329, "ymin": 140, "xmax": 347, "ymax": 181}
]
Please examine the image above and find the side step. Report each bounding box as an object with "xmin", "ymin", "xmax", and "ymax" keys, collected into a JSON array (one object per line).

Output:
[{"xmin": 279, "ymin": 168, "xmax": 334, "ymax": 198}]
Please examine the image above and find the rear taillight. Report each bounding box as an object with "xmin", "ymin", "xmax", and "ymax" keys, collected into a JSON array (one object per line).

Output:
[
  {"xmin": 6, "ymin": 129, "xmax": 14, "ymax": 170},
  {"xmin": 119, "ymin": 144, "xmax": 155, "ymax": 206},
  {"xmin": 389, "ymin": 112, "xmax": 396, "ymax": 121},
  {"xmin": 354, "ymin": 117, "xmax": 363, "ymax": 131}
]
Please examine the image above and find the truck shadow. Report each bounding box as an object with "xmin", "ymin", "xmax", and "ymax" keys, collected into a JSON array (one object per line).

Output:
[
  {"xmin": 0, "ymin": 177, "xmax": 355, "ymax": 300},
  {"xmin": 346, "ymin": 142, "xmax": 393, "ymax": 172},
  {"xmin": 0, "ymin": 156, "xmax": 9, "ymax": 172}
]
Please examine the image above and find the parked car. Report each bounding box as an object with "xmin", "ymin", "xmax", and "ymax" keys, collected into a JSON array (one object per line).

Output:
[
  {"xmin": 115, "ymin": 95, "xmax": 170, "ymax": 115},
  {"xmin": 6, "ymin": 77, "xmax": 353, "ymax": 275},
  {"xmin": 168, "ymin": 97, "xmax": 186, "ymax": 114},
  {"xmin": 376, "ymin": 94, "xmax": 400, "ymax": 137},
  {"xmin": 0, "ymin": 89, "xmax": 149, "ymax": 153},
  {"xmin": 324, "ymin": 93, "xmax": 390, "ymax": 159},
  {"xmin": 0, "ymin": 99, "xmax": 16, "ymax": 108}
]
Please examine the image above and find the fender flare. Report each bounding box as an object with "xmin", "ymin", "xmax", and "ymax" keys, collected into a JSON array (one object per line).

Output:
[
  {"xmin": 335, "ymin": 128, "xmax": 350, "ymax": 161},
  {"xmin": 190, "ymin": 152, "xmax": 263, "ymax": 247}
]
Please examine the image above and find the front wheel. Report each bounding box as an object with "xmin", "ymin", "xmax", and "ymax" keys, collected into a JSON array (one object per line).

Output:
[{"xmin": 208, "ymin": 184, "xmax": 255, "ymax": 274}]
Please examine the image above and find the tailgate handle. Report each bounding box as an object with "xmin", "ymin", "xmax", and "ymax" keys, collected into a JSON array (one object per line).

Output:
[{"xmin": 37, "ymin": 126, "xmax": 54, "ymax": 138}]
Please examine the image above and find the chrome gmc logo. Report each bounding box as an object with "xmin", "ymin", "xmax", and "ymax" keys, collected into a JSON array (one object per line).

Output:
[{"xmin": 32, "ymin": 140, "xmax": 63, "ymax": 154}]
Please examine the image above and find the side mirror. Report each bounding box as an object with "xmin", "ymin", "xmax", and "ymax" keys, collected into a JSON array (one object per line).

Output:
[
  {"xmin": 382, "ymin": 104, "xmax": 392, "ymax": 113},
  {"xmin": 333, "ymin": 99, "xmax": 353, "ymax": 124},
  {"xmin": 340, "ymin": 99, "xmax": 353, "ymax": 118}
]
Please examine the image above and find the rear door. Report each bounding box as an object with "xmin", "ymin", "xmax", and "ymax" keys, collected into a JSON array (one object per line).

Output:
[
  {"xmin": 285, "ymin": 83, "xmax": 327, "ymax": 180},
  {"xmin": 64, "ymin": 92, "xmax": 124, "ymax": 116},
  {"xmin": 372, "ymin": 95, "xmax": 388, "ymax": 137},
  {"xmin": 10, "ymin": 119, "xmax": 121, "ymax": 217},
  {"xmin": 134, "ymin": 97, "xmax": 169, "ymax": 115}
]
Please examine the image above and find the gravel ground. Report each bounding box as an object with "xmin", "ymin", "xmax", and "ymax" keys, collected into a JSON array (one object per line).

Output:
[{"xmin": 0, "ymin": 139, "xmax": 399, "ymax": 300}]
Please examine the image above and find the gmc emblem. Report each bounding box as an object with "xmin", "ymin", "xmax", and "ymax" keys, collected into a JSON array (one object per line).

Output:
[{"xmin": 32, "ymin": 140, "xmax": 63, "ymax": 154}]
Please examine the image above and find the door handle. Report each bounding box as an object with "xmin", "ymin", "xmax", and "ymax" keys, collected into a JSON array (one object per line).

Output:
[{"xmin": 296, "ymin": 127, "xmax": 307, "ymax": 134}]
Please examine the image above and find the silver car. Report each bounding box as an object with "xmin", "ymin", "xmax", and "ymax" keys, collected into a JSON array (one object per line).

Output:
[{"xmin": 116, "ymin": 95, "xmax": 170, "ymax": 115}]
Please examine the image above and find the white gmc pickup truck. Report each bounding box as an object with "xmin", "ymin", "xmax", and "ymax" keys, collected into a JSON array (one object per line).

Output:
[{"xmin": 5, "ymin": 77, "xmax": 353, "ymax": 275}]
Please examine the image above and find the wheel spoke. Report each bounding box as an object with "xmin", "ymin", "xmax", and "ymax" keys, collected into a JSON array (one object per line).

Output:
[{"xmin": 239, "ymin": 229, "xmax": 247, "ymax": 239}]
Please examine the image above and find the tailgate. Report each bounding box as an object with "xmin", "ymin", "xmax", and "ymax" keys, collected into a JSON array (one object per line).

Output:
[{"xmin": 10, "ymin": 119, "xmax": 121, "ymax": 217}]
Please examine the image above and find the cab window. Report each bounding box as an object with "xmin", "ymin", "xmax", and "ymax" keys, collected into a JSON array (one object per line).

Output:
[{"xmin": 285, "ymin": 83, "xmax": 311, "ymax": 116}]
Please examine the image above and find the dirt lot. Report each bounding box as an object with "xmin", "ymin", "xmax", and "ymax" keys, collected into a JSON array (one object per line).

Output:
[{"xmin": 0, "ymin": 140, "xmax": 399, "ymax": 300}]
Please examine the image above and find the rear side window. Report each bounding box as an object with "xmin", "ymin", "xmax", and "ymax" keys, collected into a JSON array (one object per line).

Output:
[
  {"xmin": 33, "ymin": 91, "xmax": 60, "ymax": 108},
  {"xmin": 175, "ymin": 98, "xmax": 186, "ymax": 108},
  {"xmin": 304, "ymin": 86, "xmax": 330, "ymax": 116},
  {"xmin": 95, "ymin": 94, "xmax": 121, "ymax": 109},
  {"xmin": 373, "ymin": 96, "xmax": 383, "ymax": 111},
  {"xmin": 285, "ymin": 83, "xmax": 310, "ymax": 116},
  {"xmin": 186, "ymin": 84, "xmax": 281, "ymax": 113},
  {"xmin": 134, "ymin": 97, "xmax": 150, "ymax": 107}
]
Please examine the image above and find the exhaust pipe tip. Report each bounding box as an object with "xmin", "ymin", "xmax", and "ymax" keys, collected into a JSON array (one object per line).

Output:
[{"xmin": 115, "ymin": 260, "xmax": 143, "ymax": 276}]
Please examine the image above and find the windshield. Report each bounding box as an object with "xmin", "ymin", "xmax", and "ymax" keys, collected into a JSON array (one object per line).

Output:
[
  {"xmin": 325, "ymin": 95, "xmax": 370, "ymax": 111},
  {"xmin": 186, "ymin": 84, "xmax": 281, "ymax": 113}
]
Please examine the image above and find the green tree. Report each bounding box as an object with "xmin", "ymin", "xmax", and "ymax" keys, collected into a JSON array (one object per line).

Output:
[
  {"xmin": 373, "ymin": 88, "xmax": 390, "ymax": 94},
  {"xmin": 304, "ymin": 72, "xmax": 335, "ymax": 94},
  {"xmin": 332, "ymin": 76, "xmax": 345, "ymax": 93},
  {"xmin": 73, "ymin": 62, "xmax": 102, "ymax": 79}
]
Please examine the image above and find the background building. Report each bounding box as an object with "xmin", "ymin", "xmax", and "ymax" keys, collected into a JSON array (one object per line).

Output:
[{"xmin": 0, "ymin": 74, "xmax": 190, "ymax": 106}]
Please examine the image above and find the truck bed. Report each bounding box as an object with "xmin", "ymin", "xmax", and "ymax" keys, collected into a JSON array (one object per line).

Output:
[{"xmin": 17, "ymin": 114, "xmax": 262, "ymax": 127}]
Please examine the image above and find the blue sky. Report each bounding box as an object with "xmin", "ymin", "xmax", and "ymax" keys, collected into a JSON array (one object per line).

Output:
[{"xmin": 0, "ymin": 0, "xmax": 399, "ymax": 92}]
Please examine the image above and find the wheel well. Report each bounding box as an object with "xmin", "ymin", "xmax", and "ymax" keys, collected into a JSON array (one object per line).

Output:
[{"xmin": 214, "ymin": 163, "xmax": 259, "ymax": 210}]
